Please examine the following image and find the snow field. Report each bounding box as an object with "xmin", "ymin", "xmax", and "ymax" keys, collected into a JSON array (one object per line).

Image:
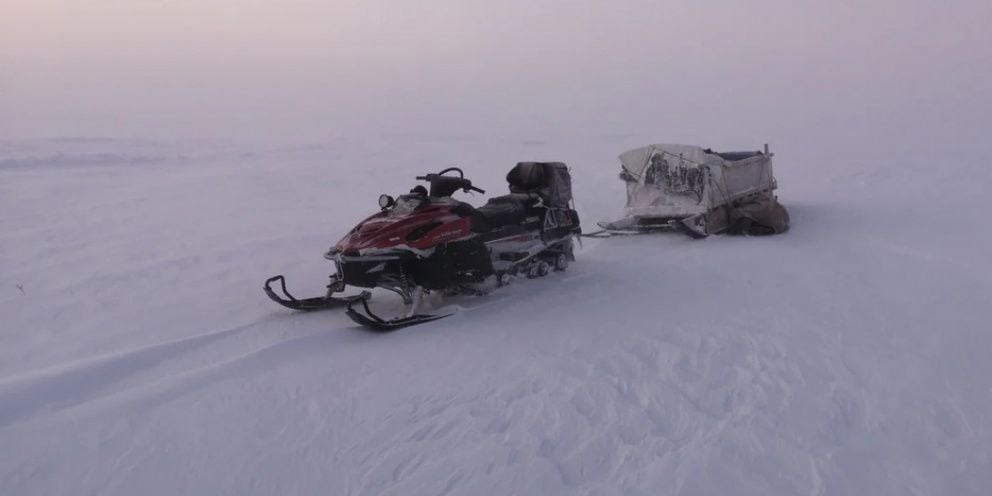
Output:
[{"xmin": 1, "ymin": 136, "xmax": 989, "ymax": 495}]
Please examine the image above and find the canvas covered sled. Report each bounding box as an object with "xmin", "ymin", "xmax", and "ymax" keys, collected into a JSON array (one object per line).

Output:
[{"xmin": 598, "ymin": 144, "xmax": 789, "ymax": 237}]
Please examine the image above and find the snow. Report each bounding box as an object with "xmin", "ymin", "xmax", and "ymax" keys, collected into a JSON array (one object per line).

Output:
[{"xmin": 1, "ymin": 135, "xmax": 990, "ymax": 495}]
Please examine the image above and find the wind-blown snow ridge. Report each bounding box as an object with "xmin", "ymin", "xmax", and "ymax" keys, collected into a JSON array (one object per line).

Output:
[{"xmin": 0, "ymin": 322, "xmax": 260, "ymax": 428}]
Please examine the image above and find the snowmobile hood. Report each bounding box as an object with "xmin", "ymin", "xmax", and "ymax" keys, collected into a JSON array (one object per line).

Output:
[{"xmin": 335, "ymin": 205, "xmax": 473, "ymax": 255}]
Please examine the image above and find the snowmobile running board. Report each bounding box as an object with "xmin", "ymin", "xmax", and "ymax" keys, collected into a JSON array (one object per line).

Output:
[
  {"xmin": 345, "ymin": 297, "xmax": 453, "ymax": 331},
  {"xmin": 264, "ymin": 275, "xmax": 370, "ymax": 311}
]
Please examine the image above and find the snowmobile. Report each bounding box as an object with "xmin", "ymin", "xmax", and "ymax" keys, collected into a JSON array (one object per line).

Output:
[{"xmin": 264, "ymin": 163, "xmax": 581, "ymax": 330}]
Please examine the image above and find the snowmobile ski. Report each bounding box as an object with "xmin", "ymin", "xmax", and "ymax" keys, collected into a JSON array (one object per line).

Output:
[
  {"xmin": 345, "ymin": 297, "xmax": 453, "ymax": 331},
  {"xmin": 264, "ymin": 275, "xmax": 370, "ymax": 311}
]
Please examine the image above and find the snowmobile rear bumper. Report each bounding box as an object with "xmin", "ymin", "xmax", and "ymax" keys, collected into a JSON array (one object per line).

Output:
[{"xmin": 264, "ymin": 274, "xmax": 370, "ymax": 311}]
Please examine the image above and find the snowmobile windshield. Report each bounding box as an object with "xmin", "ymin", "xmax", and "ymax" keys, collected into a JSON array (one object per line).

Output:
[{"xmin": 387, "ymin": 195, "xmax": 426, "ymax": 217}]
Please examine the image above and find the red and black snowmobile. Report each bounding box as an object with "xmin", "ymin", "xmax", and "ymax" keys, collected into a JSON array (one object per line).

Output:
[{"xmin": 264, "ymin": 163, "xmax": 581, "ymax": 330}]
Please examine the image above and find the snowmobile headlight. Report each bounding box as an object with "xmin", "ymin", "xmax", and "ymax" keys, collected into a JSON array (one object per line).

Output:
[{"xmin": 379, "ymin": 194, "xmax": 395, "ymax": 210}]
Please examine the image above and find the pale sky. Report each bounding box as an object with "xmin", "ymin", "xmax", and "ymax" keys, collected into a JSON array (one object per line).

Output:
[{"xmin": 2, "ymin": 0, "xmax": 989, "ymax": 149}]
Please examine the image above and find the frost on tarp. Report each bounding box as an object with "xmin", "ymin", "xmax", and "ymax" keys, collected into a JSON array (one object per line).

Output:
[{"xmin": 615, "ymin": 144, "xmax": 789, "ymax": 234}]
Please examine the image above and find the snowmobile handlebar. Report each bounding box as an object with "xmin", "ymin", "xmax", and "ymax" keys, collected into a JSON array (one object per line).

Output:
[
  {"xmin": 416, "ymin": 167, "xmax": 464, "ymax": 182},
  {"xmin": 416, "ymin": 168, "xmax": 485, "ymax": 195}
]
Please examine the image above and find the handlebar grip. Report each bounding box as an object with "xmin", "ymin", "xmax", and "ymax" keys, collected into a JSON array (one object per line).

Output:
[
  {"xmin": 471, "ymin": 186, "xmax": 486, "ymax": 194},
  {"xmin": 416, "ymin": 176, "xmax": 428, "ymax": 181}
]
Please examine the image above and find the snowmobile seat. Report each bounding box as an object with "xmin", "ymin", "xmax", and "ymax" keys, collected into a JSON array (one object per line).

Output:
[
  {"xmin": 475, "ymin": 194, "xmax": 533, "ymax": 229},
  {"xmin": 506, "ymin": 162, "xmax": 572, "ymax": 207}
]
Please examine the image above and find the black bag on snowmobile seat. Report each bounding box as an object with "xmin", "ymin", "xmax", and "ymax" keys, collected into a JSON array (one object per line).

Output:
[{"xmin": 506, "ymin": 162, "xmax": 573, "ymax": 208}]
